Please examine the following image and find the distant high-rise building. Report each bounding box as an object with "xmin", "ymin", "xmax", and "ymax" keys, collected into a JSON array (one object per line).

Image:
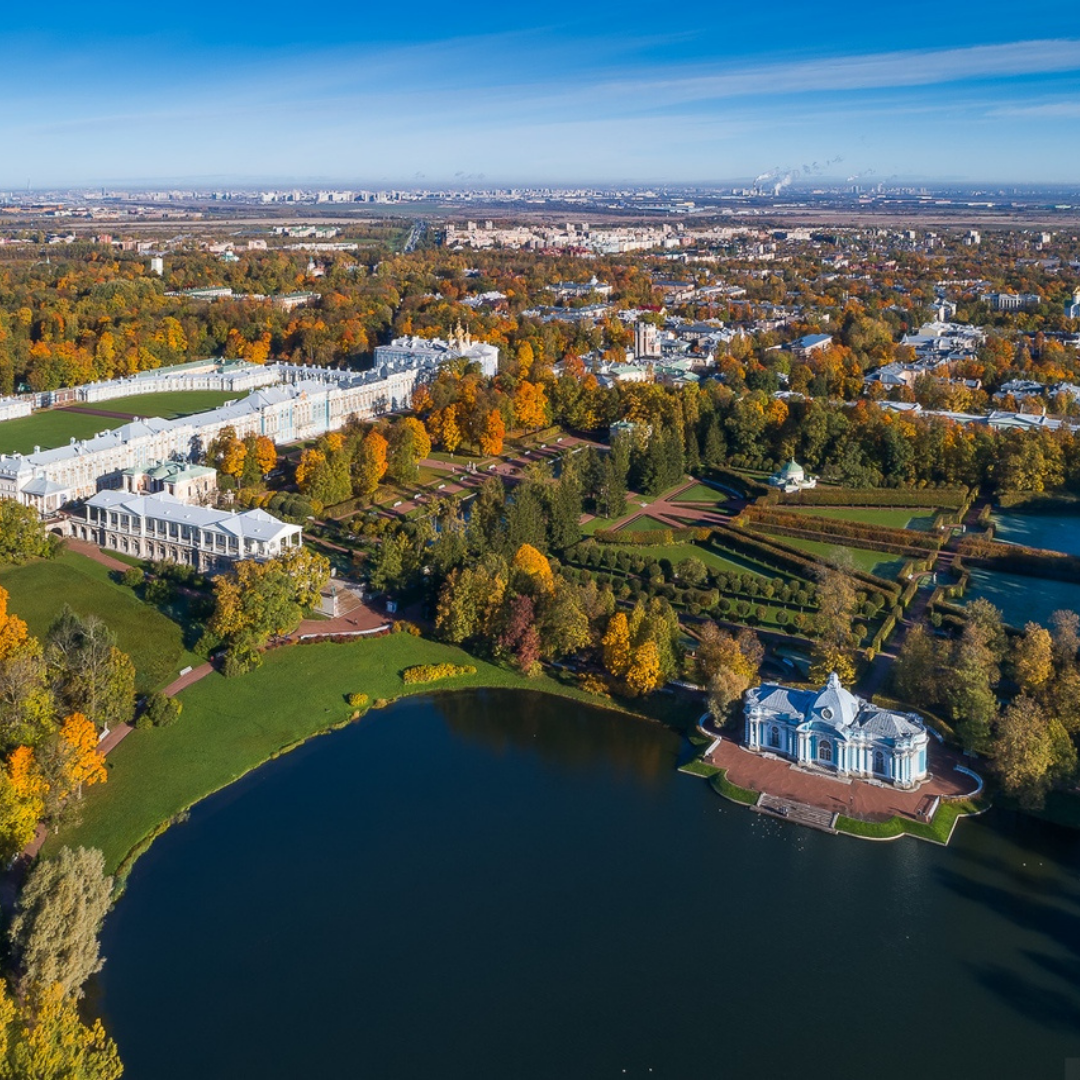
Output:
[{"xmin": 149, "ymin": 256, "xmax": 164, "ymax": 276}]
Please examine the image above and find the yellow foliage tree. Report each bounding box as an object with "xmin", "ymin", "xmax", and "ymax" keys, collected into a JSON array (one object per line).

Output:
[
  {"xmin": 400, "ymin": 417, "xmax": 432, "ymax": 461},
  {"xmin": 220, "ymin": 437, "xmax": 247, "ymax": 479},
  {"xmin": 0, "ymin": 587, "xmax": 28, "ymax": 662},
  {"xmin": 58, "ymin": 713, "xmax": 107, "ymax": 797},
  {"xmin": 295, "ymin": 448, "xmax": 326, "ymax": 492},
  {"xmin": 324, "ymin": 432, "xmax": 345, "ymax": 453},
  {"xmin": 602, "ymin": 612, "xmax": 631, "ymax": 679},
  {"xmin": 439, "ymin": 406, "xmax": 462, "ymax": 454},
  {"xmin": 512, "ymin": 544, "xmax": 554, "ymax": 594},
  {"xmin": 625, "ymin": 640, "xmax": 662, "ymax": 697},
  {"xmin": 1013, "ymin": 622, "xmax": 1055, "ymax": 692},
  {"xmin": 513, "ymin": 380, "xmax": 548, "ymax": 431},
  {"xmin": 0, "ymin": 747, "xmax": 47, "ymax": 860},
  {"xmin": 253, "ymin": 435, "xmax": 277, "ymax": 476}
]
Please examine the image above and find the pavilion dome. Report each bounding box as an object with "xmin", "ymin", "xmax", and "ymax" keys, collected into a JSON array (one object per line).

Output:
[
  {"xmin": 810, "ymin": 671, "xmax": 859, "ymax": 730},
  {"xmin": 778, "ymin": 458, "xmax": 805, "ymax": 480}
]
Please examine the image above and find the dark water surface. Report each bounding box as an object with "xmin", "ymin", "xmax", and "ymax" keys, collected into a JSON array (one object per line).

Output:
[{"xmin": 98, "ymin": 690, "xmax": 1080, "ymax": 1080}]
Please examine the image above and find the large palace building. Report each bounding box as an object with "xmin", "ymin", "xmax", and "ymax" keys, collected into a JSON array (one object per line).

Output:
[
  {"xmin": 743, "ymin": 673, "xmax": 929, "ymax": 789},
  {"xmin": 0, "ymin": 331, "xmax": 499, "ymax": 517}
]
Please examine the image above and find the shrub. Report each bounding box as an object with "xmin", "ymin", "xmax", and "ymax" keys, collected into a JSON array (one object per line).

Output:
[
  {"xmin": 392, "ymin": 620, "xmax": 422, "ymax": 636},
  {"xmin": 402, "ymin": 663, "xmax": 477, "ymax": 684},
  {"xmin": 347, "ymin": 692, "xmax": 369, "ymax": 708},
  {"xmin": 137, "ymin": 692, "xmax": 183, "ymax": 729},
  {"xmin": 121, "ymin": 566, "xmax": 145, "ymax": 588}
]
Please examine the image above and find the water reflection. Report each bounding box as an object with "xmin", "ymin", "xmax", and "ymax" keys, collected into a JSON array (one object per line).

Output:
[{"xmin": 429, "ymin": 689, "xmax": 679, "ymax": 787}]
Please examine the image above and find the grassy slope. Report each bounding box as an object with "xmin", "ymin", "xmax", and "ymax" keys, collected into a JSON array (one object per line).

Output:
[
  {"xmin": 45, "ymin": 635, "xmax": 635, "ymax": 875},
  {"xmin": 0, "ymin": 390, "xmax": 237, "ymax": 454},
  {"xmin": 670, "ymin": 483, "xmax": 728, "ymax": 506},
  {"xmin": 0, "ymin": 553, "xmax": 198, "ymax": 691}
]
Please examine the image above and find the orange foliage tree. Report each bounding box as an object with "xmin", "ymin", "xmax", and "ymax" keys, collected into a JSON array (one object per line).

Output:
[
  {"xmin": 58, "ymin": 713, "xmax": 107, "ymax": 797},
  {"xmin": 479, "ymin": 410, "xmax": 506, "ymax": 457}
]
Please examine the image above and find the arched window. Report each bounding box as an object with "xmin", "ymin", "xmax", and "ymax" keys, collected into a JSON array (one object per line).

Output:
[
  {"xmin": 873, "ymin": 750, "xmax": 885, "ymax": 774},
  {"xmin": 819, "ymin": 739, "xmax": 832, "ymax": 763},
  {"xmin": 769, "ymin": 726, "xmax": 780, "ymax": 748}
]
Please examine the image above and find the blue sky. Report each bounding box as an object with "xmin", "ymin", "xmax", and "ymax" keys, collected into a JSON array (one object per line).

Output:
[{"xmin": 3, "ymin": 1, "xmax": 1080, "ymax": 187}]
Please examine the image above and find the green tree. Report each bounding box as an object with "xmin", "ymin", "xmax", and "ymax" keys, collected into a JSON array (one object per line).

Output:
[
  {"xmin": 993, "ymin": 694, "xmax": 1077, "ymax": 809},
  {"xmin": 10, "ymin": 847, "xmax": 112, "ymax": 998},
  {"xmin": 0, "ymin": 499, "xmax": 56, "ymax": 565}
]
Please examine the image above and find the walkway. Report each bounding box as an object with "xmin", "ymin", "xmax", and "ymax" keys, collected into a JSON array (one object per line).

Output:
[
  {"xmin": 707, "ymin": 737, "xmax": 978, "ymax": 823},
  {"xmin": 64, "ymin": 537, "xmax": 131, "ymax": 573}
]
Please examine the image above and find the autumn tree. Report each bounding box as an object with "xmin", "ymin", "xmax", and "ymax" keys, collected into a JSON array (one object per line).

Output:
[
  {"xmin": 10, "ymin": 846, "xmax": 113, "ymax": 998},
  {"xmin": 479, "ymin": 410, "xmax": 506, "ymax": 457},
  {"xmin": 696, "ymin": 623, "xmax": 763, "ymax": 722},
  {"xmin": 601, "ymin": 612, "xmax": 631, "ymax": 680},
  {"xmin": 512, "ymin": 543, "xmax": 554, "ymax": 595},
  {"xmin": 0, "ymin": 747, "xmax": 46, "ymax": 861},
  {"xmin": 0, "ymin": 978, "xmax": 123, "ymax": 1080},
  {"xmin": 354, "ymin": 429, "xmax": 389, "ymax": 502},
  {"xmin": 295, "ymin": 448, "xmax": 326, "ymax": 492},
  {"xmin": 993, "ymin": 695, "xmax": 1077, "ymax": 809},
  {"xmin": 56, "ymin": 714, "xmax": 107, "ymax": 799},
  {"xmin": 1012, "ymin": 621, "xmax": 1054, "ymax": 693},
  {"xmin": 625, "ymin": 640, "xmax": 662, "ymax": 697},
  {"xmin": 512, "ymin": 380, "xmax": 548, "ymax": 432}
]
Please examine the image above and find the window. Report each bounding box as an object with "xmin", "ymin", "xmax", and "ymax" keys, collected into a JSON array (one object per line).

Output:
[
  {"xmin": 768, "ymin": 726, "xmax": 780, "ymax": 748},
  {"xmin": 874, "ymin": 750, "xmax": 885, "ymax": 774},
  {"xmin": 819, "ymin": 739, "xmax": 832, "ymax": 763}
]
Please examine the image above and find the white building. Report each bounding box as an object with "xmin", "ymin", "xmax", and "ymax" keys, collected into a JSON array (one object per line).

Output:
[
  {"xmin": 768, "ymin": 459, "xmax": 817, "ymax": 493},
  {"xmin": 634, "ymin": 321, "xmax": 661, "ymax": 360},
  {"xmin": 1, "ymin": 344, "xmax": 498, "ymax": 516},
  {"xmin": 73, "ymin": 490, "xmax": 303, "ymax": 571},
  {"xmin": 373, "ymin": 328, "xmax": 499, "ymax": 378},
  {"xmin": 744, "ymin": 673, "xmax": 929, "ymax": 789}
]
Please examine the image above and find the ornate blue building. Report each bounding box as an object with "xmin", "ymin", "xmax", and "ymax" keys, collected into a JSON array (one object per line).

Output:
[{"xmin": 744, "ymin": 673, "xmax": 929, "ymax": 789}]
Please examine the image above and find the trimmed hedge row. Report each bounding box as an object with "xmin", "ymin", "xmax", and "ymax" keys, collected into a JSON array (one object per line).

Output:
[
  {"xmin": 698, "ymin": 466, "xmax": 772, "ymax": 499},
  {"xmin": 776, "ymin": 485, "xmax": 970, "ymax": 510},
  {"xmin": 592, "ymin": 525, "xmax": 708, "ymax": 546},
  {"xmin": 706, "ymin": 522, "xmax": 900, "ymax": 604},
  {"xmin": 957, "ymin": 537, "xmax": 1080, "ymax": 583}
]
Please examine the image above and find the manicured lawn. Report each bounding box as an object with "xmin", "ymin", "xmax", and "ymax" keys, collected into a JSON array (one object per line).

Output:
[
  {"xmin": 88, "ymin": 389, "xmax": 238, "ymax": 418},
  {"xmin": 708, "ymin": 769, "xmax": 760, "ymax": 805},
  {"xmin": 45, "ymin": 635, "xmax": 636, "ymax": 876},
  {"xmin": 616, "ymin": 515, "xmax": 675, "ymax": 532},
  {"xmin": 0, "ymin": 552, "xmax": 198, "ymax": 691},
  {"xmin": 0, "ymin": 411, "xmax": 120, "ymax": 455},
  {"xmin": 836, "ymin": 798, "xmax": 985, "ymax": 845},
  {"xmin": 783, "ymin": 506, "xmax": 936, "ymax": 530},
  {"xmin": 594, "ymin": 540, "xmax": 777, "ymax": 578},
  {"xmin": 671, "ymin": 483, "xmax": 729, "ymax": 506},
  {"xmin": 0, "ymin": 390, "xmax": 237, "ymax": 454},
  {"xmin": 756, "ymin": 531, "xmax": 906, "ymax": 579}
]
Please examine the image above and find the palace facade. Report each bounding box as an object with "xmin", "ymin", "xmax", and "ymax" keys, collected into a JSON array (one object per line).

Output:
[
  {"xmin": 74, "ymin": 490, "xmax": 303, "ymax": 571},
  {"xmin": 744, "ymin": 673, "xmax": 929, "ymax": 789}
]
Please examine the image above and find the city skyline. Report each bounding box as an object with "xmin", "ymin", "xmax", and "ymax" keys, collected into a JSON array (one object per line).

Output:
[{"xmin": 4, "ymin": 3, "xmax": 1080, "ymax": 186}]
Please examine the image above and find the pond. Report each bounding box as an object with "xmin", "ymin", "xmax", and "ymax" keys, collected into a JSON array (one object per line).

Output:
[
  {"xmin": 991, "ymin": 512, "xmax": 1080, "ymax": 557},
  {"xmin": 98, "ymin": 690, "xmax": 1080, "ymax": 1080},
  {"xmin": 964, "ymin": 567, "xmax": 1080, "ymax": 628}
]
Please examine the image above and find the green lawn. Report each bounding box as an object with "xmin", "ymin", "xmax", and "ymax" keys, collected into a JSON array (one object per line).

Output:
[
  {"xmin": 0, "ymin": 390, "xmax": 237, "ymax": 454},
  {"xmin": 671, "ymin": 483, "xmax": 728, "ymax": 507},
  {"xmin": 756, "ymin": 531, "xmax": 906, "ymax": 579},
  {"xmin": 0, "ymin": 552, "xmax": 198, "ymax": 691},
  {"xmin": 783, "ymin": 506, "xmax": 936, "ymax": 530},
  {"xmin": 616, "ymin": 515, "xmax": 675, "ymax": 533},
  {"xmin": 45, "ymin": 635, "xmax": 638, "ymax": 876},
  {"xmin": 836, "ymin": 798, "xmax": 985, "ymax": 845}
]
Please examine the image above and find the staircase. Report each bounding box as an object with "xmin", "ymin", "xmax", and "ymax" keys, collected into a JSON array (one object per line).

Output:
[{"xmin": 755, "ymin": 793, "xmax": 837, "ymax": 833}]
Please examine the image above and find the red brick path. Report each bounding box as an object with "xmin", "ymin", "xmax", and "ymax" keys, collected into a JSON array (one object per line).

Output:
[{"xmin": 708, "ymin": 737, "xmax": 979, "ymax": 823}]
